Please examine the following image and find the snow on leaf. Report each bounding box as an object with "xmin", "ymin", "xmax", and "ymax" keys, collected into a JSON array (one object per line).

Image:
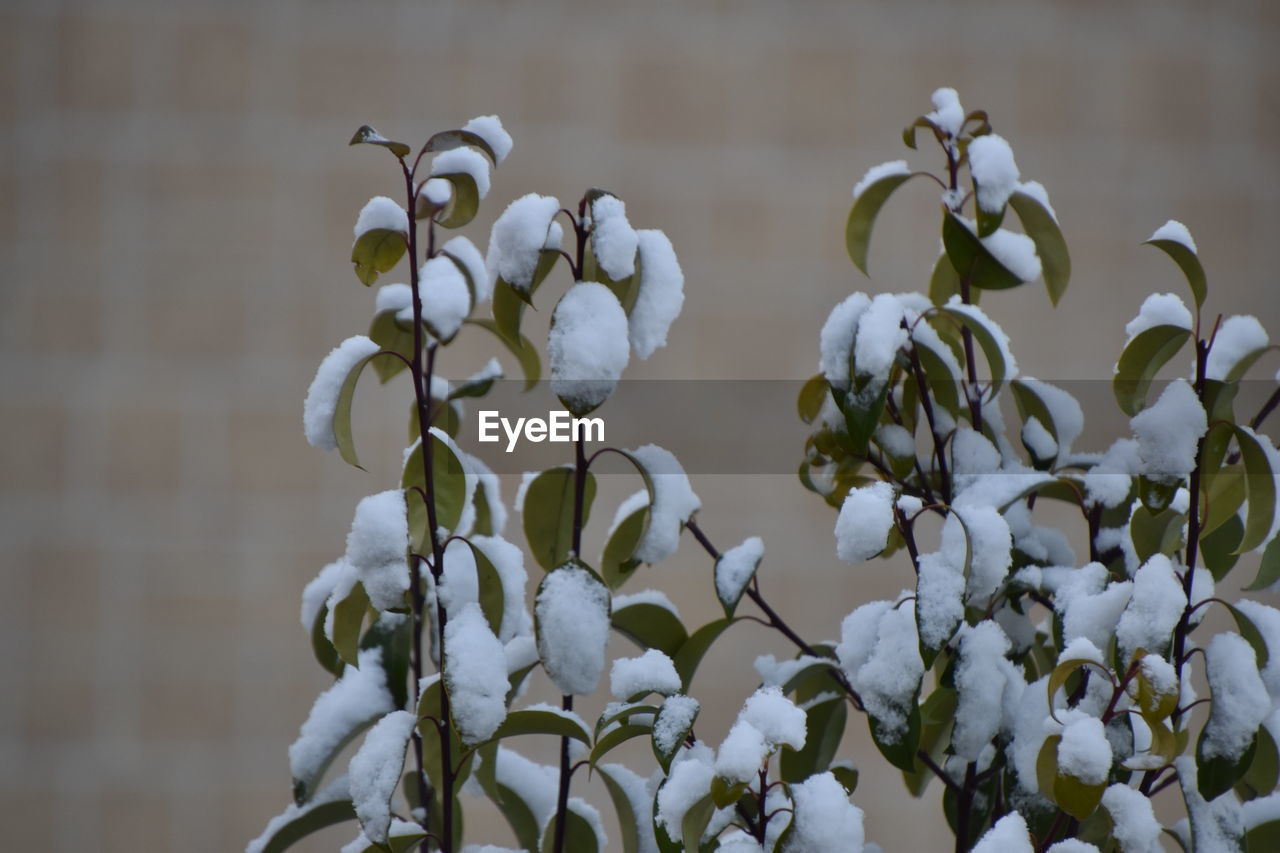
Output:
[
  {"xmin": 834, "ymin": 481, "xmax": 895, "ymax": 563},
  {"xmin": 348, "ymin": 710, "xmax": 415, "ymax": 845},
  {"xmin": 626, "ymin": 444, "xmax": 700, "ymax": 564},
  {"xmin": 535, "ymin": 564, "xmax": 610, "ymax": 695},
  {"xmin": 549, "ymin": 282, "xmax": 630, "ymax": 416},
  {"xmin": 304, "ymin": 336, "xmax": 381, "ymax": 451},
  {"xmin": 629, "ymin": 229, "xmax": 685, "ymax": 359},
  {"xmin": 444, "ymin": 603, "xmax": 509, "ymax": 745}
]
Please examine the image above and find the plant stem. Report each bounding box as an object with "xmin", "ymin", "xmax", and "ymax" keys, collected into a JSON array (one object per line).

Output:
[
  {"xmin": 954, "ymin": 761, "xmax": 977, "ymax": 853},
  {"xmin": 553, "ymin": 433, "xmax": 590, "ymax": 853},
  {"xmin": 908, "ymin": 346, "xmax": 952, "ymax": 502},
  {"xmin": 942, "ymin": 135, "xmax": 983, "ymax": 433},
  {"xmin": 685, "ymin": 519, "xmax": 865, "ymax": 711},
  {"xmin": 401, "ymin": 163, "xmax": 436, "ymax": 848},
  {"xmin": 404, "ymin": 162, "xmax": 452, "ymax": 852},
  {"xmin": 1172, "ymin": 336, "xmax": 1209, "ymax": 729}
]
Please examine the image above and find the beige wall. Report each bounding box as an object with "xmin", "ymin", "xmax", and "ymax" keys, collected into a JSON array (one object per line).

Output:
[{"xmin": 2, "ymin": 0, "xmax": 1277, "ymax": 850}]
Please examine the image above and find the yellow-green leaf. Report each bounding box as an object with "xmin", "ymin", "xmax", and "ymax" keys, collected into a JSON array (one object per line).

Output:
[
  {"xmin": 1233, "ymin": 425, "xmax": 1278, "ymax": 553},
  {"xmin": 434, "ymin": 172, "xmax": 480, "ymax": 229},
  {"xmin": 352, "ymin": 228, "xmax": 407, "ymax": 287}
]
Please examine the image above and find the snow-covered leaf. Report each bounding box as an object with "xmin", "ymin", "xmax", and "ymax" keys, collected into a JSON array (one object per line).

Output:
[
  {"xmin": 937, "ymin": 301, "xmax": 1015, "ymax": 396},
  {"xmin": 522, "ymin": 467, "xmax": 596, "ymax": 571},
  {"xmin": 597, "ymin": 762, "xmax": 656, "ymax": 853},
  {"xmin": 420, "ymin": 127, "xmax": 500, "ymax": 166},
  {"xmin": 401, "ymin": 431, "xmax": 472, "ymax": 549},
  {"xmin": 1145, "ymin": 222, "xmax": 1206, "ymax": 308},
  {"xmin": 652, "ymin": 695, "xmax": 700, "ymax": 772},
  {"xmin": 846, "ymin": 164, "xmax": 917, "ymax": 275},
  {"xmin": 1113, "ymin": 324, "xmax": 1193, "ymax": 416},
  {"xmin": 942, "ymin": 210, "xmax": 1025, "ymax": 291},
  {"xmin": 715, "ymin": 537, "xmax": 764, "ymax": 616},
  {"xmin": 349, "ymin": 710, "xmax": 415, "ymax": 845},
  {"xmin": 1008, "ymin": 188, "xmax": 1070, "ymax": 305},
  {"xmin": 779, "ymin": 693, "xmax": 847, "ymax": 784},
  {"xmin": 535, "ymin": 562, "xmax": 611, "ymax": 695},
  {"xmin": 247, "ymin": 776, "xmax": 356, "ymax": 853}
]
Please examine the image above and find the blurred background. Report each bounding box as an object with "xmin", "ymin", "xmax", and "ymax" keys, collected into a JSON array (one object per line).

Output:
[{"xmin": 2, "ymin": 0, "xmax": 1277, "ymax": 850}]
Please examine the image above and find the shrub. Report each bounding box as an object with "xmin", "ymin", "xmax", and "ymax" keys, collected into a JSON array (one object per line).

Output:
[{"xmin": 249, "ymin": 91, "xmax": 1280, "ymax": 853}]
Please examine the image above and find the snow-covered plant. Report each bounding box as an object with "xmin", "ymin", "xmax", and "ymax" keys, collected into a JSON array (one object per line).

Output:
[
  {"xmin": 250, "ymin": 91, "xmax": 1280, "ymax": 853},
  {"xmin": 793, "ymin": 87, "xmax": 1280, "ymax": 851}
]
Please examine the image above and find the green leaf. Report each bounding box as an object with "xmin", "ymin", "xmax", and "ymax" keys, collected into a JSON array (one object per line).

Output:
[
  {"xmin": 1008, "ymin": 189, "xmax": 1071, "ymax": 305},
  {"xmin": 352, "ymin": 228, "xmax": 407, "ymax": 287},
  {"xmin": 868, "ymin": 702, "xmax": 921, "ymax": 772},
  {"xmin": 1237, "ymin": 722, "xmax": 1279, "ymax": 801},
  {"xmin": 492, "ymin": 707, "xmax": 592, "ymax": 745},
  {"xmin": 902, "ymin": 115, "xmax": 942, "ymax": 150},
  {"xmin": 333, "ymin": 349, "xmax": 393, "ymax": 470},
  {"xmin": 368, "ymin": 311, "xmax": 414, "ymax": 384},
  {"xmin": 330, "ymin": 582, "xmax": 370, "ymax": 667},
  {"xmin": 401, "ymin": 432, "xmax": 469, "ymax": 549},
  {"xmin": 941, "ymin": 210, "xmax": 1025, "ymax": 291},
  {"xmin": 466, "ymin": 318, "xmax": 541, "ymax": 391},
  {"xmin": 673, "ymin": 618, "xmax": 741, "ymax": 691},
  {"xmin": 595, "ymin": 702, "xmax": 661, "ymax": 737},
  {"xmin": 521, "ymin": 467, "xmax": 597, "ymax": 571},
  {"xmin": 710, "ymin": 776, "xmax": 748, "ymax": 809},
  {"xmin": 309, "ymin": 602, "xmax": 343, "ymax": 677},
  {"xmin": 840, "ymin": 381, "xmax": 892, "ymax": 455},
  {"xmin": 461, "ymin": 540, "xmax": 505, "ymax": 637},
  {"xmin": 1199, "ymin": 513, "xmax": 1243, "ymax": 581},
  {"xmin": 797, "ymin": 374, "xmax": 829, "ymax": 425},
  {"xmin": 349, "ymin": 124, "xmax": 411, "ymax": 159},
  {"xmin": 1145, "ymin": 236, "xmax": 1206, "ymax": 309},
  {"xmin": 846, "ymin": 169, "xmax": 918, "ymax": 274},
  {"xmin": 1129, "ymin": 505, "xmax": 1185, "ymax": 565},
  {"xmin": 421, "ymin": 128, "xmax": 499, "ymax": 165},
  {"xmin": 1244, "ymin": 534, "xmax": 1280, "ymax": 591},
  {"xmin": 540, "ymin": 805, "xmax": 601, "ymax": 853},
  {"xmin": 1112, "ymin": 325, "xmax": 1192, "ymax": 416},
  {"xmin": 601, "ymin": 507, "xmax": 649, "ymax": 590},
  {"xmin": 611, "ymin": 600, "xmax": 689, "ymax": 657},
  {"xmin": 1233, "ymin": 425, "xmax": 1278, "ymax": 553},
  {"xmin": 831, "ymin": 763, "xmax": 860, "ymax": 795},
  {"xmin": 974, "ymin": 199, "xmax": 1004, "ymax": 239},
  {"xmin": 1036, "ymin": 734, "xmax": 1063, "ymax": 802},
  {"xmin": 1247, "ymin": 819, "xmax": 1280, "ymax": 852},
  {"xmin": 780, "ymin": 693, "xmax": 847, "ymax": 783},
  {"xmin": 1010, "ymin": 378, "xmax": 1069, "ymax": 447},
  {"xmin": 652, "ymin": 698, "xmax": 699, "ymax": 772},
  {"xmin": 1224, "ymin": 602, "xmax": 1271, "ymax": 669},
  {"xmin": 250, "ymin": 793, "xmax": 357, "ymax": 853},
  {"xmin": 936, "ymin": 303, "xmax": 1012, "ymax": 396},
  {"xmin": 1047, "ymin": 657, "xmax": 1113, "ymax": 721},
  {"xmin": 589, "ymin": 723, "xmax": 652, "ymax": 768},
  {"xmin": 903, "ymin": 686, "xmax": 956, "ymax": 796},
  {"xmin": 679, "ymin": 792, "xmax": 716, "ymax": 853},
  {"xmin": 928, "ymin": 252, "xmax": 963, "ymax": 306},
  {"xmin": 360, "ymin": 613, "xmax": 411, "ymax": 710},
  {"xmin": 1201, "ymin": 464, "xmax": 1246, "ymax": 540},
  {"xmin": 1197, "ymin": 727, "xmax": 1257, "ymax": 801},
  {"xmin": 1054, "ymin": 771, "xmax": 1106, "ymax": 821},
  {"xmin": 434, "ymin": 171, "xmax": 480, "ymax": 229},
  {"xmin": 598, "ymin": 763, "xmax": 647, "ymax": 853},
  {"xmin": 912, "ymin": 328, "xmax": 963, "ymax": 417}
]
